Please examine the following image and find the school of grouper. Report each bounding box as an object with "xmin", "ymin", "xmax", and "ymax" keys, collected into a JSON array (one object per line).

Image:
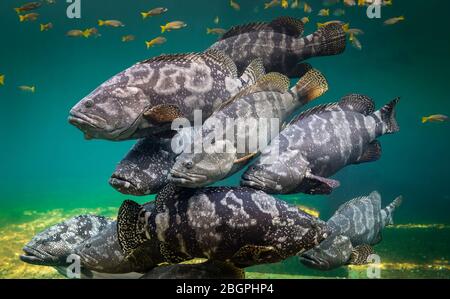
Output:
[{"xmin": 17, "ymin": 1, "xmax": 410, "ymax": 279}]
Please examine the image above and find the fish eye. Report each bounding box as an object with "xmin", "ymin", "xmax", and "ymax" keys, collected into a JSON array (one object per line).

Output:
[
  {"xmin": 84, "ymin": 99, "xmax": 94, "ymax": 108},
  {"xmin": 85, "ymin": 243, "xmax": 91, "ymax": 249},
  {"xmin": 183, "ymin": 161, "xmax": 193, "ymax": 169}
]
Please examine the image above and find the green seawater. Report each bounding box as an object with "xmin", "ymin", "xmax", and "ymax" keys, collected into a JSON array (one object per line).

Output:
[{"xmin": 0, "ymin": 0, "xmax": 449, "ymax": 279}]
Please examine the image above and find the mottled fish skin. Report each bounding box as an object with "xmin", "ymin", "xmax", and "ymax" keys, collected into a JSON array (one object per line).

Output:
[
  {"xmin": 20, "ymin": 215, "xmax": 110, "ymax": 266},
  {"xmin": 242, "ymin": 94, "xmax": 400, "ymax": 194},
  {"xmin": 117, "ymin": 184, "xmax": 330, "ymax": 268},
  {"xmin": 209, "ymin": 17, "xmax": 346, "ymax": 78},
  {"xmin": 169, "ymin": 69, "xmax": 328, "ymax": 188},
  {"xmin": 300, "ymin": 192, "xmax": 403, "ymax": 270},
  {"xmin": 109, "ymin": 138, "xmax": 177, "ymax": 195},
  {"xmin": 110, "ymin": 127, "xmax": 197, "ymax": 196},
  {"xmin": 68, "ymin": 50, "xmax": 262, "ymax": 141},
  {"xmin": 141, "ymin": 260, "xmax": 244, "ymax": 279}
]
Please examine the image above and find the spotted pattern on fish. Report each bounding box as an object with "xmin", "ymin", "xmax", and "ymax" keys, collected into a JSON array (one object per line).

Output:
[
  {"xmin": 242, "ymin": 95, "xmax": 399, "ymax": 194},
  {"xmin": 209, "ymin": 18, "xmax": 346, "ymax": 78},
  {"xmin": 117, "ymin": 184, "xmax": 330, "ymax": 268},
  {"xmin": 69, "ymin": 50, "xmax": 263, "ymax": 141}
]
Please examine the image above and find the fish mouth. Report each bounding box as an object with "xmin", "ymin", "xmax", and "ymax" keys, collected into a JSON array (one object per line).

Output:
[
  {"xmin": 20, "ymin": 246, "xmax": 59, "ymax": 266},
  {"xmin": 109, "ymin": 174, "xmax": 141, "ymax": 195},
  {"xmin": 241, "ymin": 172, "xmax": 279, "ymax": 193},
  {"xmin": 299, "ymin": 253, "xmax": 328, "ymax": 269},
  {"xmin": 168, "ymin": 169, "xmax": 208, "ymax": 187},
  {"xmin": 68, "ymin": 110, "xmax": 107, "ymax": 131}
]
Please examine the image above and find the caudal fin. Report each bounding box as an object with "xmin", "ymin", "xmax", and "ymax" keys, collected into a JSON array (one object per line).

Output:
[
  {"xmin": 379, "ymin": 97, "xmax": 400, "ymax": 134},
  {"xmin": 315, "ymin": 23, "xmax": 347, "ymax": 56},
  {"xmin": 117, "ymin": 200, "xmax": 147, "ymax": 257},
  {"xmin": 383, "ymin": 195, "xmax": 403, "ymax": 226},
  {"xmin": 291, "ymin": 67, "xmax": 328, "ymax": 105}
]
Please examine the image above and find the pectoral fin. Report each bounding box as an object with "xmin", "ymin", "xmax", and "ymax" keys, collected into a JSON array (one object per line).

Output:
[
  {"xmin": 348, "ymin": 244, "xmax": 375, "ymax": 265},
  {"xmin": 355, "ymin": 140, "xmax": 381, "ymax": 164},
  {"xmin": 234, "ymin": 153, "xmax": 257, "ymax": 164},
  {"xmin": 302, "ymin": 173, "xmax": 340, "ymax": 195},
  {"xmin": 143, "ymin": 104, "xmax": 184, "ymax": 124},
  {"xmin": 231, "ymin": 245, "xmax": 283, "ymax": 267}
]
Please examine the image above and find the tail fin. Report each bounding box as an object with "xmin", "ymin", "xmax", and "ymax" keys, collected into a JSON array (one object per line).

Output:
[
  {"xmin": 40, "ymin": 24, "xmax": 45, "ymax": 32},
  {"xmin": 421, "ymin": 116, "xmax": 428, "ymax": 123},
  {"xmin": 160, "ymin": 25, "xmax": 166, "ymax": 33},
  {"xmin": 206, "ymin": 28, "xmax": 212, "ymax": 34},
  {"xmin": 19, "ymin": 15, "xmax": 25, "ymax": 22},
  {"xmin": 141, "ymin": 12, "xmax": 148, "ymax": 19},
  {"xmin": 315, "ymin": 23, "xmax": 346, "ymax": 56},
  {"xmin": 145, "ymin": 41, "xmax": 151, "ymax": 49},
  {"xmin": 30, "ymin": 86, "xmax": 35, "ymax": 93},
  {"xmin": 239, "ymin": 58, "xmax": 266, "ymax": 87},
  {"xmin": 98, "ymin": 20, "xmax": 104, "ymax": 26},
  {"xmin": 291, "ymin": 67, "xmax": 328, "ymax": 105},
  {"xmin": 383, "ymin": 196, "xmax": 403, "ymax": 226},
  {"xmin": 82, "ymin": 29, "xmax": 90, "ymax": 38},
  {"xmin": 117, "ymin": 200, "xmax": 147, "ymax": 256},
  {"xmin": 14, "ymin": 8, "xmax": 21, "ymax": 14},
  {"xmin": 379, "ymin": 97, "xmax": 400, "ymax": 134}
]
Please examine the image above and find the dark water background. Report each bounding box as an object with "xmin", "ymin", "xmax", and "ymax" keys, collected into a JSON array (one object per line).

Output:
[{"xmin": 0, "ymin": 0, "xmax": 449, "ymax": 278}]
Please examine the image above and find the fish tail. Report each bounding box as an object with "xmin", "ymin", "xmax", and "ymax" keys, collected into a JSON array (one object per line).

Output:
[
  {"xmin": 145, "ymin": 41, "xmax": 152, "ymax": 49},
  {"xmin": 206, "ymin": 28, "xmax": 211, "ymax": 34},
  {"xmin": 421, "ymin": 117, "xmax": 428, "ymax": 123},
  {"xmin": 14, "ymin": 8, "xmax": 21, "ymax": 14},
  {"xmin": 342, "ymin": 23, "xmax": 350, "ymax": 32},
  {"xmin": 383, "ymin": 196, "xmax": 403, "ymax": 226},
  {"xmin": 82, "ymin": 30, "xmax": 90, "ymax": 38},
  {"xmin": 31, "ymin": 86, "xmax": 35, "ymax": 93},
  {"xmin": 40, "ymin": 24, "xmax": 45, "ymax": 31},
  {"xmin": 98, "ymin": 20, "xmax": 104, "ymax": 26},
  {"xmin": 313, "ymin": 22, "xmax": 347, "ymax": 57},
  {"xmin": 292, "ymin": 66, "xmax": 329, "ymax": 105},
  {"xmin": 19, "ymin": 15, "xmax": 25, "ymax": 22},
  {"xmin": 378, "ymin": 97, "xmax": 400, "ymax": 134},
  {"xmin": 117, "ymin": 200, "xmax": 147, "ymax": 257},
  {"xmin": 141, "ymin": 12, "xmax": 148, "ymax": 19},
  {"xmin": 160, "ymin": 25, "xmax": 166, "ymax": 33}
]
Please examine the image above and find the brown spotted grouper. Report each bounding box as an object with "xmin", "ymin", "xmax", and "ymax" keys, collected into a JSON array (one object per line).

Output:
[
  {"xmin": 117, "ymin": 184, "xmax": 330, "ymax": 268},
  {"xmin": 209, "ymin": 16, "xmax": 346, "ymax": 78},
  {"xmin": 68, "ymin": 51, "xmax": 265, "ymax": 140},
  {"xmin": 242, "ymin": 94, "xmax": 400, "ymax": 194}
]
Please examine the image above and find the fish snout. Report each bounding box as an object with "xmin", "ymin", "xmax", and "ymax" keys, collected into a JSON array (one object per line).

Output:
[
  {"xmin": 109, "ymin": 172, "xmax": 142, "ymax": 195},
  {"xmin": 20, "ymin": 246, "xmax": 59, "ymax": 266},
  {"xmin": 68, "ymin": 109, "xmax": 108, "ymax": 133}
]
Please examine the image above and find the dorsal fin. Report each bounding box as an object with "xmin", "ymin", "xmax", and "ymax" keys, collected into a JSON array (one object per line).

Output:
[
  {"xmin": 218, "ymin": 72, "xmax": 290, "ymax": 111},
  {"xmin": 139, "ymin": 50, "xmax": 237, "ymax": 78},
  {"xmin": 239, "ymin": 58, "xmax": 266, "ymax": 87},
  {"xmin": 338, "ymin": 94, "xmax": 375, "ymax": 115},
  {"xmin": 220, "ymin": 16, "xmax": 304, "ymax": 40},
  {"xmin": 287, "ymin": 102, "xmax": 341, "ymax": 126},
  {"xmin": 268, "ymin": 16, "xmax": 304, "ymax": 37}
]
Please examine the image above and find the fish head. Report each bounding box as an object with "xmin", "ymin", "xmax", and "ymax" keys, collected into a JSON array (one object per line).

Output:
[
  {"xmin": 241, "ymin": 152, "xmax": 307, "ymax": 194},
  {"xmin": 68, "ymin": 64, "xmax": 153, "ymax": 140},
  {"xmin": 20, "ymin": 215, "xmax": 110, "ymax": 266},
  {"xmin": 109, "ymin": 138, "xmax": 175, "ymax": 195},
  {"xmin": 169, "ymin": 139, "xmax": 236, "ymax": 188},
  {"xmin": 299, "ymin": 235, "xmax": 353, "ymax": 270}
]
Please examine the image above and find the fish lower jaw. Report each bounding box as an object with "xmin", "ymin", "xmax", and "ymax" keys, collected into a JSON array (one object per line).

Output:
[{"xmin": 109, "ymin": 175, "xmax": 140, "ymax": 194}]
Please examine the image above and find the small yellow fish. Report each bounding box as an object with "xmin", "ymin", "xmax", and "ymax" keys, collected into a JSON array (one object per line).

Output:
[
  {"xmin": 343, "ymin": 0, "xmax": 356, "ymax": 6},
  {"xmin": 141, "ymin": 7, "xmax": 168, "ymax": 19},
  {"xmin": 206, "ymin": 28, "xmax": 226, "ymax": 35},
  {"xmin": 19, "ymin": 85, "xmax": 35, "ymax": 93},
  {"xmin": 349, "ymin": 33, "xmax": 362, "ymax": 50},
  {"xmin": 304, "ymin": 2, "xmax": 312, "ymax": 13},
  {"xmin": 230, "ymin": 0, "xmax": 240, "ymax": 11},
  {"xmin": 384, "ymin": 16, "xmax": 405, "ymax": 26},
  {"xmin": 318, "ymin": 9, "xmax": 330, "ymax": 16},
  {"xmin": 160, "ymin": 21, "xmax": 187, "ymax": 33},
  {"xmin": 14, "ymin": 2, "xmax": 41, "ymax": 14},
  {"xmin": 145, "ymin": 36, "xmax": 167, "ymax": 48},
  {"xmin": 19, "ymin": 13, "xmax": 39, "ymax": 22},
  {"xmin": 301, "ymin": 17, "xmax": 310, "ymax": 24},
  {"xmin": 0, "ymin": 74, "xmax": 4, "ymax": 86},
  {"xmin": 281, "ymin": 0, "xmax": 289, "ymax": 9},
  {"xmin": 214, "ymin": 16, "xmax": 220, "ymax": 24},
  {"xmin": 264, "ymin": 0, "xmax": 280, "ymax": 9},
  {"xmin": 357, "ymin": 0, "xmax": 365, "ymax": 6},
  {"xmin": 98, "ymin": 20, "xmax": 124, "ymax": 27},
  {"xmin": 346, "ymin": 28, "xmax": 364, "ymax": 35},
  {"xmin": 291, "ymin": 0, "xmax": 300, "ymax": 8},
  {"xmin": 122, "ymin": 35, "xmax": 135, "ymax": 42},
  {"xmin": 66, "ymin": 29, "xmax": 85, "ymax": 38},
  {"xmin": 83, "ymin": 27, "xmax": 100, "ymax": 38},
  {"xmin": 40, "ymin": 22, "xmax": 53, "ymax": 32},
  {"xmin": 422, "ymin": 114, "xmax": 448, "ymax": 123},
  {"xmin": 297, "ymin": 205, "xmax": 320, "ymax": 218}
]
